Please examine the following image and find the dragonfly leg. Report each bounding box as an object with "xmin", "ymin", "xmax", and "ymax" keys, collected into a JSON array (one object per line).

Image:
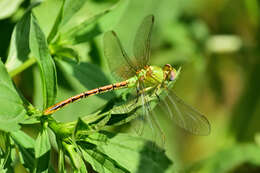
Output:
[
  {"xmin": 154, "ymin": 84, "xmax": 162, "ymax": 102},
  {"xmin": 155, "ymin": 92, "xmax": 160, "ymax": 102},
  {"xmin": 128, "ymin": 86, "xmax": 140, "ymax": 109}
]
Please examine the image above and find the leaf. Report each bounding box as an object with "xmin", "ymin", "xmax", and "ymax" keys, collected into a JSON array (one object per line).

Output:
[
  {"xmin": 56, "ymin": 58, "xmax": 115, "ymax": 100},
  {"xmin": 0, "ymin": 0, "xmax": 23, "ymax": 19},
  {"xmin": 0, "ymin": 60, "xmax": 26, "ymax": 132},
  {"xmin": 11, "ymin": 131, "xmax": 35, "ymax": 172},
  {"xmin": 53, "ymin": 58, "xmax": 114, "ymax": 119},
  {"xmin": 47, "ymin": 0, "xmax": 88, "ymax": 43},
  {"xmin": 0, "ymin": 131, "xmax": 13, "ymax": 172},
  {"xmin": 35, "ymin": 127, "xmax": 51, "ymax": 173},
  {"xmin": 186, "ymin": 143, "xmax": 260, "ymax": 173},
  {"xmin": 74, "ymin": 118, "xmax": 93, "ymax": 137},
  {"xmin": 80, "ymin": 146, "xmax": 130, "ymax": 173},
  {"xmin": 5, "ymin": 11, "xmax": 31, "ymax": 73},
  {"xmin": 60, "ymin": 0, "xmax": 126, "ymax": 44},
  {"xmin": 63, "ymin": 141, "xmax": 87, "ymax": 171},
  {"xmin": 52, "ymin": 45, "xmax": 80, "ymax": 62},
  {"xmin": 74, "ymin": 115, "xmax": 111, "ymax": 139},
  {"xmin": 81, "ymin": 131, "xmax": 173, "ymax": 173},
  {"xmin": 58, "ymin": 146, "xmax": 66, "ymax": 173},
  {"xmin": 29, "ymin": 14, "xmax": 57, "ymax": 109},
  {"xmin": 61, "ymin": 0, "xmax": 88, "ymax": 27},
  {"xmin": 5, "ymin": 2, "xmax": 41, "ymax": 74}
]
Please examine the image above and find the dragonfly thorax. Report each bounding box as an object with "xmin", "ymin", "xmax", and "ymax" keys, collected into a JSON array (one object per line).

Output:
[{"xmin": 136, "ymin": 65, "xmax": 165, "ymax": 87}]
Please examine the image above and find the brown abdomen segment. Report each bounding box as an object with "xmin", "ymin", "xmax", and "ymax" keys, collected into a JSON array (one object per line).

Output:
[{"xmin": 43, "ymin": 81, "xmax": 128, "ymax": 115}]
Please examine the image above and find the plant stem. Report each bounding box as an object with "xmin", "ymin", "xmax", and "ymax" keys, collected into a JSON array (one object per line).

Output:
[
  {"xmin": 47, "ymin": 116, "xmax": 73, "ymax": 138},
  {"xmin": 9, "ymin": 57, "xmax": 37, "ymax": 77}
]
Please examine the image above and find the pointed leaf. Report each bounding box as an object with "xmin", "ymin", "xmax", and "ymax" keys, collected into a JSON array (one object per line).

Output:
[
  {"xmin": 5, "ymin": 12, "xmax": 31, "ymax": 73},
  {"xmin": 11, "ymin": 131, "xmax": 35, "ymax": 172},
  {"xmin": 0, "ymin": 0, "xmax": 23, "ymax": 19},
  {"xmin": 29, "ymin": 14, "xmax": 57, "ymax": 109},
  {"xmin": 80, "ymin": 146, "xmax": 130, "ymax": 173},
  {"xmin": 0, "ymin": 60, "xmax": 26, "ymax": 132},
  {"xmin": 35, "ymin": 127, "xmax": 51, "ymax": 173},
  {"xmin": 84, "ymin": 131, "xmax": 173, "ymax": 173},
  {"xmin": 60, "ymin": 0, "xmax": 126, "ymax": 44}
]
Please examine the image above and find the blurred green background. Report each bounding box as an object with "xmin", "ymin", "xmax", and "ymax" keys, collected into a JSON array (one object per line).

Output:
[{"xmin": 1, "ymin": 0, "xmax": 260, "ymax": 172}]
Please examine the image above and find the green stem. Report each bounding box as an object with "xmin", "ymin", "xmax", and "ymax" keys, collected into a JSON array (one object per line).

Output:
[
  {"xmin": 47, "ymin": 116, "xmax": 73, "ymax": 138},
  {"xmin": 9, "ymin": 57, "xmax": 37, "ymax": 77}
]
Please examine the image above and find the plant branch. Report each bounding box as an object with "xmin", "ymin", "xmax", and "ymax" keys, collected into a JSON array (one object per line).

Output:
[{"xmin": 9, "ymin": 57, "xmax": 37, "ymax": 77}]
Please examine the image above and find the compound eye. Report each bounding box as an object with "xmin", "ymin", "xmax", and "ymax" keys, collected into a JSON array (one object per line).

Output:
[
  {"xmin": 169, "ymin": 70, "xmax": 176, "ymax": 81},
  {"xmin": 163, "ymin": 64, "xmax": 171, "ymax": 71}
]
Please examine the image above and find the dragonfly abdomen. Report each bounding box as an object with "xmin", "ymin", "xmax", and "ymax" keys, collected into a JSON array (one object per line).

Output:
[{"xmin": 43, "ymin": 81, "xmax": 129, "ymax": 115}]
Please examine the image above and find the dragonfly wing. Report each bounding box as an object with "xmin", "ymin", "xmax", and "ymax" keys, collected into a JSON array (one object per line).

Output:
[
  {"xmin": 162, "ymin": 91, "xmax": 211, "ymax": 136},
  {"xmin": 104, "ymin": 31, "xmax": 136, "ymax": 80},
  {"xmin": 138, "ymin": 81, "xmax": 165, "ymax": 146},
  {"xmin": 133, "ymin": 15, "xmax": 154, "ymax": 68}
]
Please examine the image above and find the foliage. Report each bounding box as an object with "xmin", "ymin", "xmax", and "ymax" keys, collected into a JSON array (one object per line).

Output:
[{"xmin": 0, "ymin": 0, "xmax": 260, "ymax": 172}]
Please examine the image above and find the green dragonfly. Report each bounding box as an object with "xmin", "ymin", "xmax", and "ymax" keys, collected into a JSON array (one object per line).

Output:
[{"xmin": 44, "ymin": 15, "xmax": 210, "ymax": 136}]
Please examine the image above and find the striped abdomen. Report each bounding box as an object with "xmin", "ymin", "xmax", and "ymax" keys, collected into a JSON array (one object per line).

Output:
[{"xmin": 43, "ymin": 81, "xmax": 128, "ymax": 115}]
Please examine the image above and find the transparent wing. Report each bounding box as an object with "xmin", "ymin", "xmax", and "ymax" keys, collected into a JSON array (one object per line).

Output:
[
  {"xmin": 133, "ymin": 15, "xmax": 154, "ymax": 68},
  {"xmin": 162, "ymin": 91, "xmax": 211, "ymax": 136},
  {"xmin": 104, "ymin": 31, "xmax": 136, "ymax": 80},
  {"xmin": 139, "ymin": 81, "xmax": 165, "ymax": 147}
]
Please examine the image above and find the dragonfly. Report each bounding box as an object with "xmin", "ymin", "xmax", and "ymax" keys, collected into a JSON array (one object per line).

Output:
[{"xmin": 43, "ymin": 15, "xmax": 210, "ymax": 136}]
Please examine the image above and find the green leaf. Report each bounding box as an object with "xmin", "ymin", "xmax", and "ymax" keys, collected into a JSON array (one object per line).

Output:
[
  {"xmin": 63, "ymin": 141, "xmax": 87, "ymax": 171},
  {"xmin": 186, "ymin": 143, "xmax": 260, "ymax": 173},
  {"xmin": 60, "ymin": 0, "xmax": 126, "ymax": 44},
  {"xmin": 46, "ymin": 0, "xmax": 65, "ymax": 43},
  {"xmin": 5, "ymin": 11, "xmax": 31, "ymax": 74},
  {"xmin": 52, "ymin": 58, "xmax": 114, "ymax": 121},
  {"xmin": 51, "ymin": 45, "xmax": 80, "ymax": 62},
  {"xmin": 0, "ymin": 131, "xmax": 13, "ymax": 172},
  {"xmin": 35, "ymin": 126, "xmax": 51, "ymax": 173},
  {"xmin": 0, "ymin": 0, "xmax": 23, "ymax": 19},
  {"xmin": 47, "ymin": 0, "xmax": 88, "ymax": 43},
  {"xmin": 61, "ymin": 11, "xmax": 107, "ymax": 44},
  {"xmin": 58, "ymin": 146, "xmax": 66, "ymax": 173},
  {"xmin": 57, "ymin": 58, "xmax": 115, "ymax": 100},
  {"xmin": 81, "ymin": 131, "xmax": 173, "ymax": 173},
  {"xmin": 5, "ymin": 2, "xmax": 41, "ymax": 74},
  {"xmin": 11, "ymin": 130, "xmax": 36, "ymax": 172},
  {"xmin": 61, "ymin": 0, "xmax": 88, "ymax": 27},
  {"xmin": 80, "ymin": 146, "xmax": 130, "ymax": 173},
  {"xmin": 74, "ymin": 114, "xmax": 111, "ymax": 139},
  {"xmin": 29, "ymin": 14, "xmax": 57, "ymax": 109},
  {"xmin": 0, "ymin": 60, "xmax": 26, "ymax": 132}
]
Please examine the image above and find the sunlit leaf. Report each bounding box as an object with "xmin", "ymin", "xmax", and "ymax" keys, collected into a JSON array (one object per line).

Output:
[
  {"xmin": 29, "ymin": 14, "xmax": 57, "ymax": 109},
  {"xmin": 47, "ymin": 0, "xmax": 88, "ymax": 42},
  {"xmin": 0, "ymin": 0, "xmax": 23, "ymax": 19},
  {"xmin": 60, "ymin": 0, "xmax": 126, "ymax": 44},
  {"xmin": 0, "ymin": 60, "xmax": 26, "ymax": 132},
  {"xmin": 5, "ymin": 11, "xmax": 31, "ymax": 74},
  {"xmin": 81, "ymin": 131, "xmax": 173, "ymax": 173}
]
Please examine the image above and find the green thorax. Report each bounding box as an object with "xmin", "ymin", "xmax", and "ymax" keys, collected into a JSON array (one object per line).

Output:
[{"xmin": 126, "ymin": 65, "xmax": 165, "ymax": 88}]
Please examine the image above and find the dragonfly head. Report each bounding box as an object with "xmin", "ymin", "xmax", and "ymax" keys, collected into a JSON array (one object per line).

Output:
[{"xmin": 163, "ymin": 64, "xmax": 177, "ymax": 81}]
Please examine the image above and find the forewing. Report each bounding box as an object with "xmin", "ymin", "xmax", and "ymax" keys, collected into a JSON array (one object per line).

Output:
[
  {"xmin": 138, "ymin": 81, "xmax": 165, "ymax": 146},
  {"xmin": 162, "ymin": 91, "xmax": 211, "ymax": 136},
  {"xmin": 133, "ymin": 15, "xmax": 154, "ymax": 68},
  {"xmin": 104, "ymin": 31, "xmax": 136, "ymax": 81}
]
